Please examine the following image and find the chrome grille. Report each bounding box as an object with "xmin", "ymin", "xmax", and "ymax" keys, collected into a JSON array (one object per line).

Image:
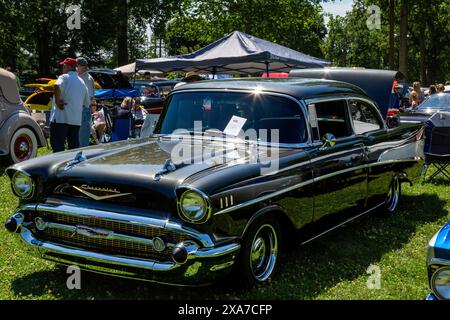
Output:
[{"xmin": 35, "ymin": 211, "xmax": 191, "ymax": 261}]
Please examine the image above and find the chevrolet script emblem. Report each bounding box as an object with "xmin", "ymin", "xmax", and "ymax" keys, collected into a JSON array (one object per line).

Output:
[
  {"xmin": 72, "ymin": 184, "xmax": 132, "ymax": 201},
  {"xmin": 76, "ymin": 225, "xmax": 112, "ymax": 238}
]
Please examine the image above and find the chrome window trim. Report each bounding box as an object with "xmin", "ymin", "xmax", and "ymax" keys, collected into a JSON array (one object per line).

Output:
[
  {"xmin": 157, "ymin": 89, "xmax": 313, "ymax": 148},
  {"xmin": 346, "ymin": 97, "xmax": 387, "ymax": 134},
  {"xmin": 213, "ymin": 158, "xmax": 418, "ymax": 216},
  {"xmin": 304, "ymin": 94, "xmax": 387, "ymax": 142}
]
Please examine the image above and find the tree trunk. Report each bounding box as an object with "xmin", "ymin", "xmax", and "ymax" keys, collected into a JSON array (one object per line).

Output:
[
  {"xmin": 419, "ymin": 20, "xmax": 427, "ymax": 84},
  {"xmin": 399, "ymin": 0, "xmax": 409, "ymax": 78},
  {"xmin": 37, "ymin": 25, "xmax": 50, "ymax": 75},
  {"xmin": 388, "ymin": 0, "xmax": 395, "ymax": 70},
  {"xmin": 117, "ymin": 0, "xmax": 129, "ymax": 66}
]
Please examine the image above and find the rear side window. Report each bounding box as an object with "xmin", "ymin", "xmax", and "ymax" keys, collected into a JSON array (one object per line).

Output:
[
  {"xmin": 314, "ymin": 100, "xmax": 353, "ymax": 139},
  {"xmin": 349, "ymin": 100, "xmax": 383, "ymax": 134}
]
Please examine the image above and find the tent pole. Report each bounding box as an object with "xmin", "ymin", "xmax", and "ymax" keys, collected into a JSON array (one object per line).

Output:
[
  {"xmin": 265, "ymin": 61, "xmax": 270, "ymax": 78},
  {"xmin": 132, "ymin": 64, "xmax": 137, "ymax": 88}
]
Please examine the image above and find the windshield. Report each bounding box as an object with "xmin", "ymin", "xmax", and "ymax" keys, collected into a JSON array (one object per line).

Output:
[
  {"xmin": 418, "ymin": 93, "xmax": 450, "ymax": 111},
  {"xmin": 155, "ymin": 91, "xmax": 308, "ymax": 144}
]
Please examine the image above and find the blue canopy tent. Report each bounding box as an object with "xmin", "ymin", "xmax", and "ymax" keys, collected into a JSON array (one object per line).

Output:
[{"xmin": 136, "ymin": 31, "xmax": 330, "ymax": 76}]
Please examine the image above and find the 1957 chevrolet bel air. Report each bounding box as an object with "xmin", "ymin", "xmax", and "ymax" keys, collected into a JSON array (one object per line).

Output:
[{"xmin": 4, "ymin": 78, "xmax": 424, "ymax": 286}]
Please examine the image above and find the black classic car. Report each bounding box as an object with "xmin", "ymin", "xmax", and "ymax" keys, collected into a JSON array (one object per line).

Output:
[{"xmin": 4, "ymin": 78, "xmax": 424, "ymax": 286}]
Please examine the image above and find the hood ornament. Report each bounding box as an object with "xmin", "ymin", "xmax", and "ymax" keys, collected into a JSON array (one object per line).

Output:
[
  {"xmin": 153, "ymin": 159, "xmax": 177, "ymax": 181},
  {"xmin": 64, "ymin": 151, "xmax": 87, "ymax": 171}
]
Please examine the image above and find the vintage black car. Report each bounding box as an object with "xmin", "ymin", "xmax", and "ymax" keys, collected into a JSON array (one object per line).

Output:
[{"xmin": 4, "ymin": 78, "xmax": 424, "ymax": 286}]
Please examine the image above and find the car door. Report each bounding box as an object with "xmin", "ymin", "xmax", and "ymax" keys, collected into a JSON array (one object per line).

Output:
[
  {"xmin": 305, "ymin": 98, "xmax": 368, "ymax": 234},
  {"xmin": 348, "ymin": 98, "xmax": 391, "ymax": 209}
]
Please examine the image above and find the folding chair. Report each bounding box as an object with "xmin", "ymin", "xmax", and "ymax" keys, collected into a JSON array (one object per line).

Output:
[{"xmin": 420, "ymin": 112, "xmax": 450, "ymax": 183}]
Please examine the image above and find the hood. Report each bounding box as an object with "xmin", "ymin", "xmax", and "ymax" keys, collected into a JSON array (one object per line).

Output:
[{"xmin": 55, "ymin": 137, "xmax": 222, "ymax": 185}]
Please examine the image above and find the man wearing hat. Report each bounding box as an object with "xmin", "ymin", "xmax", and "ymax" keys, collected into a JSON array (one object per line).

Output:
[
  {"xmin": 174, "ymin": 71, "xmax": 203, "ymax": 88},
  {"xmin": 50, "ymin": 58, "xmax": 90, "ymax": 153},
  {"xmin": 76, "ymin": 57, "xmax": 95, "ymax": 147}
]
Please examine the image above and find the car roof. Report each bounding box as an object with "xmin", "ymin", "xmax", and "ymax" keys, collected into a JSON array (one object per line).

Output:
[{"xmin": 173, "ymin": 78, "xmax": 369, "ymax": 101}]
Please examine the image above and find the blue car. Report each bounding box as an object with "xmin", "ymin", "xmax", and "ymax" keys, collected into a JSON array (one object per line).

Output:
[{"xmin": 426, "ymin": 222, "xmax": 450, "ymax": 300}]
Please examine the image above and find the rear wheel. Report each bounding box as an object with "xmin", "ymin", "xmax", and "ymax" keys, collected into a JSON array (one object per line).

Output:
[
  {"xmin": 237, "ymin": 215, "xmax": 281, "ymax": 287},
  {"xmin": 8, "ymin": 128, "xmax": 38, "ymax": 164},
  {"xmin": 384, "ymin": 176, "xmax": 401, "ymax": 215}
]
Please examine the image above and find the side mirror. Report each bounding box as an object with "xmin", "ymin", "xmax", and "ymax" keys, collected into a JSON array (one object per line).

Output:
[{"xmin": 321, "ymin": 133, "xmax": 336, "ymax": 150}]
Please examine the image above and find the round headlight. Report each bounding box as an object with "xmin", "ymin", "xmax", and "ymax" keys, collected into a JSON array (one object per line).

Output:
[
  {"xmin": 11, "ymin": 171, "xmax": 35, "ymax": 199},
  {"xmin": 179, "ymin": 190, "xmax": 210, "ymax": 223},
  {"xmin": 432, "ymin": 267, "xmax": 450, "ymax": 300}
]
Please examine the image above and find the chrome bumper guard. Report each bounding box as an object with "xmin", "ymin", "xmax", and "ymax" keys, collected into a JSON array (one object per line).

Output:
[{"xmin": 7, "ymin": 203, "xmax": 241, "ymax": 285}]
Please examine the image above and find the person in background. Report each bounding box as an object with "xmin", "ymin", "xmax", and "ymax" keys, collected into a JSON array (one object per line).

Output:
[
  {"xmin": 410, "ymin": 91, "xmax": 421, "ymax": 110},
  {"xmin": 117, "ymin": 97, "xmax": 133, "ymax": 119},
  {"xmin": 410, "ymin": 81, "xmax": 425, "ymax": 105},
  {"xmin": 436, "ymin": 84, "xmax": 445, "ymax": 93},
  {"xmin": 91, "ymin": 104, "xmax": 106, "ymax": 144},
  {"xmin": 76, "ymin": 57, "xmax": 95, "ymax": 147},
  {"xmin": 131, "ymin": 97, "xmax": 148, "ymax": 125},
  {"xmin": 428, "ymin": 85, "xmax": 437, "ymax": 96},
  {"xmin": 174, "ymin": 71, "xmax": 203, "ymax": 88},
  {"xmin": 390, "ymin": 85, "xmax": 402, "ymax": 109},
  {"xmin": 50, "ymin": 58, "xmax": 90, "ymax": 153},
  {"xmin": 131, "ymin": 97, "xmax": 148, "ymax": 138},
  {"xmin": 144, "ymin": 72, "xmax": 151, "ymax": 81}
]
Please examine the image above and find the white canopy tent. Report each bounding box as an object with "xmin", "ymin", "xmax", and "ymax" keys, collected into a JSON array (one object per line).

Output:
[{"xmin": 114, "ymin": 62, "xmax": 163, "ymax": 77}]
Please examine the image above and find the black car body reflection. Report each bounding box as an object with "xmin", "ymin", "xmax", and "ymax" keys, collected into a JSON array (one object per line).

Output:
[{"xmin": 5, "ymin": 78, "xmax": 424, "ymax": 286}]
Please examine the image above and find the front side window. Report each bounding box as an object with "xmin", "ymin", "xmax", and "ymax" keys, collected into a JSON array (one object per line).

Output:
[
  {"xmin": 349, "ymin": 100, "xmax": 383, "ymax": 134},
  {"xmin": 156, "ymin": 92, "xmax": 308, "ymax": 144}
]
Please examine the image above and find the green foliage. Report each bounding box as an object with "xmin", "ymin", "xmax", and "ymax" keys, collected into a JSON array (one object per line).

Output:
[
  {"xmin": 322, "ymin": 0, "xmax": 450, "ymax": 84},
  {"xmin": 163, "ymin": 0, "xmax": 327, "ymax": 58}
]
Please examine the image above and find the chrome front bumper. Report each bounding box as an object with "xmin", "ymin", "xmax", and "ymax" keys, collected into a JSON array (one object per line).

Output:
[{"xmin": 6, "ymin": 203, "xmax": 241, "ymax": 286}]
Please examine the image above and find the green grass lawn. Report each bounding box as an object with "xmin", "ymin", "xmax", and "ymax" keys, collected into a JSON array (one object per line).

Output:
[{"xmin": 0, "ymin": 147, "xmax": 449, "ymax": 300}]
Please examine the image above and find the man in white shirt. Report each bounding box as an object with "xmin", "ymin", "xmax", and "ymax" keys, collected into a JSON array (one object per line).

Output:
[
  {"xmin": 76, "ymin": 57, "xmax": 96, "ymax": 147},
  {"xmin": 50, "ymin": 58, "xmax": 90, "ymax": 153}
]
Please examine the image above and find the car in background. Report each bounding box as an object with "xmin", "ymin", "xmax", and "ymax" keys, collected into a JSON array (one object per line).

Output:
[
  {"xmin": 426, "ymin": 222, "xmax": 450, "ymax": 300},
  {"xmin": 0, "ymin": 68, "xmax": 46, "ymax": 164},
  {"xmin": 133, "ymin": 80, "xmax": 179, "ymax": 114},
  {"xmin": 400, "ymin": 93, "xmax": 450, "ymax": 124},
  {"xmin": 4, "ymin": 77, "xmax": 423, "ymax": 286}
]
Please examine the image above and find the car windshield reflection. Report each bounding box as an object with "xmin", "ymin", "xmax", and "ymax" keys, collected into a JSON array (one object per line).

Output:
[{"xmin": 155, "ymin": 92, "xmax": 308, "ymax": 145}]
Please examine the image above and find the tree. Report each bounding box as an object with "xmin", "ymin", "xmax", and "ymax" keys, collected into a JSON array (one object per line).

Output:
[{"xmin": 163, "ymin": 0, "xmax": 327, "ymax": 59}]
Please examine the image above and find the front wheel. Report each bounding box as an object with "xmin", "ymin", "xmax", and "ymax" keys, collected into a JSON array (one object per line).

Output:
[
  {"xmin": 237, "ymin": 216, "xmax": 281, "ymax": 287},
  {"xmin": 8, "ymin": 127, "xmax": 38, "ymax": 164}
]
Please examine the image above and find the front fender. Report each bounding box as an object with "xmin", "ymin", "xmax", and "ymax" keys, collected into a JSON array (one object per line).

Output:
[{"xmin": 0, "ymin": 111, "xmax": 47, "ymax": 155}]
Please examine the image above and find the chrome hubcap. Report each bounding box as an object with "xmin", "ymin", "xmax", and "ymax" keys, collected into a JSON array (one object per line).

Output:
[
  {"xmin": 19, "ymin": 142, "xmax": 29, "ymax": 153},
  {"xmin": 387, "ymin": 178, "xmax": 400, "ymax": 212},
  {"xmin": 250, "ymin": 224, "xmax": 278, "ymax": 282}
]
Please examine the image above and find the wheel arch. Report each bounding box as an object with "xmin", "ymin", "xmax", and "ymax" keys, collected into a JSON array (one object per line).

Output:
[
  {"xmin": 0, "ymin": 111, "xmax": 47, "ymax": 155},
  {"xmin": 241, "ymin": 205, "xmax": 296, "ymax": 244}
]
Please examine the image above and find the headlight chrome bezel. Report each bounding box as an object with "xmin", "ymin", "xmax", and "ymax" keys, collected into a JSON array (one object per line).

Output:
[
  {"xmin": 177, "ymin": 188, "xmax": 212, "ymax": 224},
  {"xmin": 11, "ymin": 170, "xmax": 35, "ymax": 200},
  {"xmin": 431, "ymin": 267, "xmax": 450, "ymax": 300}
]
